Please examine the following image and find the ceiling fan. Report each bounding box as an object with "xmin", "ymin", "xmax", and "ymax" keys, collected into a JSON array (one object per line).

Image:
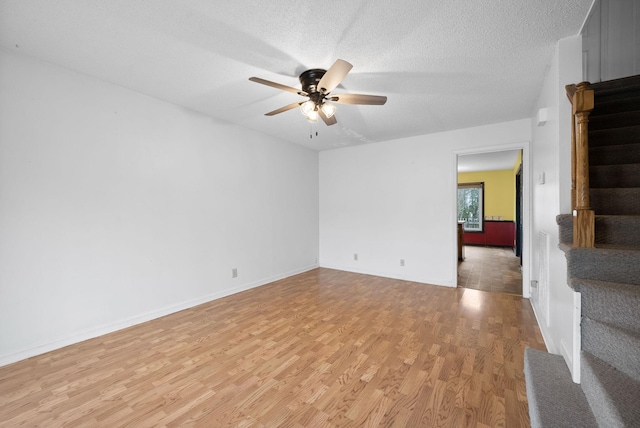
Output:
[{"xmin": 249, "ymin": 59, "xmax": 387, "ymax": 126}]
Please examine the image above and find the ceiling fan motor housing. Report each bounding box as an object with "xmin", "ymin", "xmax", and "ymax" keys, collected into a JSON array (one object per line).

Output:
[{"xmin": 299, "ymin": 69, "xmax": 327, "ymax": 95}]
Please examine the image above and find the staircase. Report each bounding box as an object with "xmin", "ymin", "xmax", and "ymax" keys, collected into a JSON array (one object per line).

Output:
[{"xmin": 525, "ymin": 75, "xmax": 640, "ymax": 427}]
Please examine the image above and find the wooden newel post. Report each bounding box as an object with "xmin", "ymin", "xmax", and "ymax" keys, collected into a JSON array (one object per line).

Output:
[{"xmin": 572, "ymin": 82, "xmax": 595, "ymax": 247}]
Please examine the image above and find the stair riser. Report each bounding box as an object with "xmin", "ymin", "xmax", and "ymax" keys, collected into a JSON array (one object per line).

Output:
[
  {"xmin": 591, "ymin": 188, "xmax": 640, "ymax": 216},
  {"xmin": 582, "ymin": 317, "xmax": 640, "ymax": 380},
  {"xmin": 589, "ymin": 125, "xmax": 640, "ymax": 147},
  {"xmin": 566, "ymin": 248, "xmax": 640, "ymax": 285},
  {"xmin": 594, "ymin": 86, "xmax": 640, "ymax": 101},
  {"xmin": 593, "ymin": 89, "xmax": 640, "ymax": 105},
  {"xmin": 590, "ymin": 143, "xmax": 640, "ymax": 166},
  {"xmin": 589, "ymin": 111, "xmax": 640, "ymax": 132},
  {"xmin": 558, "ymin": 215, "xmax": 640, "ymax": 247},
  {"xmin": 595, "ymin": 217, "xmax": 640, "ymax": 247},
  {"xmin": 590, "ymin": 164, "xmax": 640, "ymax": 188},
  {"xmin": 579, "ymin": 280, "xmax": 640, "ymax": 331},
  {"xmin": 595, "ymin": 227, "xmax": 640, "ymax": 248},
  {"xmin": 592, "ymin": 97, "xmax": 640, "ymax": 115}
]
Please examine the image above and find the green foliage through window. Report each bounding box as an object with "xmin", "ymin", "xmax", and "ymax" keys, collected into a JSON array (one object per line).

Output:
[{"xmin": 458, "ymin": 183, "xmax": 483, "ymax": 231}]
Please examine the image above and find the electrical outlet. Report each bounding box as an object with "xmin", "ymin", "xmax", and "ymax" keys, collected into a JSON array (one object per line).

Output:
[
  {"xmin": 314, "ymin": 257, "xmax": 318, "ymax": 264},
  {"xmin": 400, "ymin": 259, "xmax": 405, "ymax": 266},
  {"xmin": 232, "ymin": 268, "xmax": 238, "ymax": 278},
  {"xmin": 354, "ymin": 253, "xmax": 358, "ymax": 261}
]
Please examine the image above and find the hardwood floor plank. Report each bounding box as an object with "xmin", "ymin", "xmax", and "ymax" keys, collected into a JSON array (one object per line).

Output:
[
  {"xmin": 0, "ymin": 268, "xmax": 545, "ymax": 427},
  {"xmin": 458, "ymin": 246, "xmax": 523, "ymax": 295}
]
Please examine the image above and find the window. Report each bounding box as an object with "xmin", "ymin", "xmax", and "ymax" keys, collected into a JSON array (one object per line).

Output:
[{"xmin": 458, "ymin": 182, "xmax": 484, "ymax": 232}]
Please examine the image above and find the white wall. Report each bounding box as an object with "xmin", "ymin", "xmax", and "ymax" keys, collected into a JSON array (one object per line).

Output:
[
  {"xmin": 0, "ymin": 49, "xmax": 319, "ymax": 366},
  {"xmin": 582, "ymin": 0, "xmax": 640, "ymax": 83},
  {"xmin": 530, "ymin": 35, "xmax": 583, "ymax": 380},
  {"xmin": 319, "ymin": 119, "xmax": 531, "ymax": 288}
]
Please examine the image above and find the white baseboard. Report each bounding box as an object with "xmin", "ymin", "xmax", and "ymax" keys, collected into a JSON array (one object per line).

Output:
[
  {"xmin": 530, "ymin": 299, "xmax": 555, "ymax": 354},
  {"xmin": 0, "ymin": 264, "xmax": 318, "ymax": 368},
  {"xmin": 318, "ymin": 263, "xmax": 455, "ymax": 287}
]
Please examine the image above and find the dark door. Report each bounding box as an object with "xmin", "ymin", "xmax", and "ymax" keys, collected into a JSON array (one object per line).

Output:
[{"xmin": 515, "ymin": 163, "xmax": 523, "ymax": 265}]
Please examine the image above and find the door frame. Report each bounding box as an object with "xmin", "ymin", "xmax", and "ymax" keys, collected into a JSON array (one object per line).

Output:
[
  {"xmin": 515, "ymin": 163, "xmax": 523, "ymax": 264},
  {"xmin": 454, "ymin": 142, "xmax": 531, "ymax": 298}
]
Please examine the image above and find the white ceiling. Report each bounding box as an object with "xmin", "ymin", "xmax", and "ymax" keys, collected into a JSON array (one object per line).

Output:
[
  {"xmin": 458, "ymin": 150, "xmax": 521, "ymax": 173},
  {"xmin": 0, "ymin": 0, "xmax": 593, "ymax": 151}
]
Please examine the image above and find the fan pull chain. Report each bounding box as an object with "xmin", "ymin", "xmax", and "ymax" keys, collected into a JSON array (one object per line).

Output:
[{"xmin": 309, "ymin": 123, "xmax": 319, "ymax": 139}]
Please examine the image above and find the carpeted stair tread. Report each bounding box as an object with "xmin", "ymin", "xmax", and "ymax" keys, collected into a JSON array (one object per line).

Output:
[
  {"xmin": 581, "ymin": 350, "xmax": 640, "ymax": 428},
  {"xmin": 570, "ymin": 277, "xmax": 640, "ymax": 331},
  {"xmin": 591, "ymin": 74, "xmax": 640, "ymax": 101},
  {"xmin": 588, "ymin": 125, "xmax": 640, "ymax": 147},
  {"xmin": 590, "ymin": 142, "xmax": 640, "ymax": 165},
  {"xmin": 564, "ymin": 245, "xmax": 640, "ymax": 285},
  {"xmin": 590, "ymin": 188, "xmax": 640, "ymax": 215},
  {"xmin": 590, "ymin": 163, "xmax": 640, "ymax": 188},
  {"xmin": 589, "ymin": 110, "xmax": 640, "ymax": 131},
  {"xmin": 582, "ymin": 317, "xmax": 640, "ymax": 380},
  {"xmin": 524, "ymin": 348, "xmax": 597, "ymax": 428}
]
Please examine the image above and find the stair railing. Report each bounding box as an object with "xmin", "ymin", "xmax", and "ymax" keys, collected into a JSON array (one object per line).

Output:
[{"xmin": 565, "ymin": 82, "xmax": 595, "ymax": 247}]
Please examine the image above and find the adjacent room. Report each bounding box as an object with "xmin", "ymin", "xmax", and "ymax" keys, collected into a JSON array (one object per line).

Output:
[
  {"xmin": 457, "ymin": 150, "xmax": 523, "ymax": 295},
  {"xmin": 1, "ymin": 1, "xmax": 638, "ymax": 426}
]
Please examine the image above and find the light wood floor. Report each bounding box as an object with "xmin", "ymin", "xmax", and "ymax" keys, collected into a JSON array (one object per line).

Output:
[
  {"xmin": 0, "ymin": 268, "xmax": 545, "ymax": 427},
  {"xmin": 458, "ymin": 246, "xmax": 523, "ymax": 295}
]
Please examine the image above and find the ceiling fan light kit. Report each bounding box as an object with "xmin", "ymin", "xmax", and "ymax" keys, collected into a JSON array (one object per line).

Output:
[
  {"xmin": 300, "ymin": 100, "xmax": 316, "ymax": 118},
  {"xmin": 249, "ymin": 59, "xmax": 387, "ymax": 127},
  {"xmin": 320, "ymin": 102, "xmax": 336, "ymax": 118},
  {"xmin": 304, "ymin": 109, "xmax": 318, "ymax": 123},
  {"xmin": 300, "ymin": 100, "xmax": 335, "ymax": 122}
]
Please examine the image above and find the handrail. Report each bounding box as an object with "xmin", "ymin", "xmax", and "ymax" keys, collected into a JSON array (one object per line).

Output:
[{"xmin": 565, "ymin": 82, "xmax": 595, "ymax": 247}]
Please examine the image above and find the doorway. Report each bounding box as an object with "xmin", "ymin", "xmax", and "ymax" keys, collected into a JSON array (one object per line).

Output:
[
  {"xmin": 456, "ymin": 149, "xmax": 524, "ymax": 296},
  {"xmin": 515, "ymin": 164, "xmax": 523, "ymax": 266}
]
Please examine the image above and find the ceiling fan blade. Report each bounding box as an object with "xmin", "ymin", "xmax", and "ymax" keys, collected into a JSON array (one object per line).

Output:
[
  {"xmin": 265, "ymin": 102, "xmax": 302, "ymax": 116},
  {"xmin": 329, "ymin": 93, "xmax": 387, "ymax": 105},
  {"xmin": 319, "ymin": 109, "xmax": 337, "ymax": 126},
  {"xmin": 317, "ymin": 59, "xmax": 353, "ymax": 94},
  {"xmin": 249, "ymin": 77, "xmax": 306, "ymax": 96}
]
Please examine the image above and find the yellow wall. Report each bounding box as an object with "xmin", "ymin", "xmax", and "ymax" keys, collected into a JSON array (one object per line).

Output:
[
  {"xmin": 513, "ymin": 150, "xmax": 523, "ymax": 176},
  {"xmin": 458, "ymin": 169, "xmax": 516, "ymax": 221}
]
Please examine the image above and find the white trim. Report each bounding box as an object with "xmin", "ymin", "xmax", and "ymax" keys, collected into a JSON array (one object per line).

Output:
[
  {"xmin": 318, "ymin": 263, "xmax": 456, "ymax": 288},
  {"xmin": 562, "ymin": 290, "xmax": 582, "ymax": 383},
  {"xmin": 561, "ymin": 339, "xmax": 573, "ymax": 379},
  {"xmin": 572, "ymin": 290, "xmax": 582, "ymax": 383},
  {"xmin": 578, "ymin": 0, "xmax": 599, "ymax": 35},
  {"xmin": 530, "ymin": 297, "xmax": 556, "ymax": 353},
  {"xmin": 0, "ymin": 264, "xmax": 318, "ymax": 368}
]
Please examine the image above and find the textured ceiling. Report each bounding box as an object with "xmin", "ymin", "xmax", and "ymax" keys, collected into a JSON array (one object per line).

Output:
[{"xmin": 0, "ymin": 0, "xmax": 593, "ymax": 151}]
